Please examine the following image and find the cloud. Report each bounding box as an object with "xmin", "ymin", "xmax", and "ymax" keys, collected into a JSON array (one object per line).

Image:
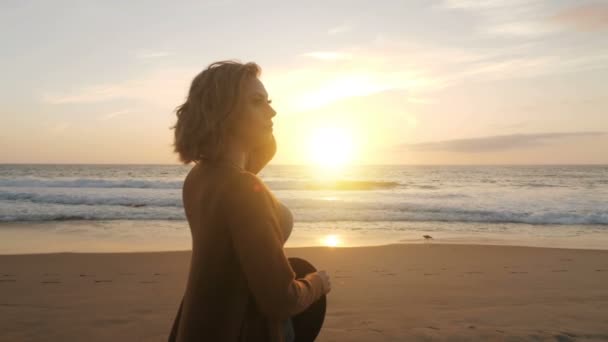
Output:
[
  {"xmin": 300, "ymin": 52, "xmax": 353, "ymax": 61},
  {"xmin": 41, "ymin": 67, "xmax": 195, "ymax": 107},
  {"xmin": 453, "ymin": 50, "xmax": 608, "ymax": 83},
  {"xmin": 270, "ymin": 27, "xmax": 608, "ymax": 114},
  {"xmin": 439, "ymin": 0, "xmax": 538, "ymax": 10},
  {"xmin": 368, "ymin": 34, "xmax": 608, "ymax": 90},
  {"xmin": 265, "ymin": 64, "xmax": 437, "ymax": 112},
  {"xmin": 486, "ymin": 21, "xmax": 558, "ymax": 36},
  {"xmin": 328, "ymin": 24, "xmax": 352, "ymax": 35},
  {"xmin": 549, "ymin": 3, "xmax": 608, "ymax": 32},
  {"xmin": 437, "ymin": 0, "xmax": 558, "ymax": 37},
  {"xmin": 489, "ymin": 120, "xmax": 532, "ymax": 130},
  {"xmin": 43, "ymin": 86, "xmax": 128, "ymax": 104},
  {"xmin": 274, "ymin": 28, "xmax": 607, "ymax": 113},
  {"xmin": 399, "ymin": 131, "xmax": 607, "ymax": 153},
  {"xmin": 134, "ymin": 50, "xmax": 173, "ymax": 59},
  {"xmin": 98, "ymin": 109, "xmax": 132, "ymax": 121}
]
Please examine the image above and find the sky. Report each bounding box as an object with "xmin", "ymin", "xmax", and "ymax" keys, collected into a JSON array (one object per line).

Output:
[{"xmin": 1, "ymin": 0, "xmax": 607, "ymax": 165}]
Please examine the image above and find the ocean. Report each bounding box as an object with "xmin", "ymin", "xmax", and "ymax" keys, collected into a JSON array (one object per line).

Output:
[{"xmin": 1, "ymin": 164, "xmax": 607, "ymax": 254}]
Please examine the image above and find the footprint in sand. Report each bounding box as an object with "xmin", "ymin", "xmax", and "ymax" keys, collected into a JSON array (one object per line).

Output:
[
  {"xmin": 427, "ymin": 326, "xmax": 440, "ymax": 330},
  {"xmin": 94, "ymin": 280, "xmax": 113, "ymax": 283},
  {"xmin": 510, "ymin": 271, "xmax": 528, "ymax": 274},
  {"xmin": 372, "ymin": 269, "xmax": 397, "ymax": 276},
  {"xmin": 595, "ymin": 269, "xmax": 607, "ymax": 272},
  {"xmin": 345, "ymin": 327, "xmax": 383, "ymax": 333},
  {"xmin": 335, "ymin": 275, "xmax": 352, "ymax": 279},
  {"xmin": 79, "ymin": 274, "xmax": 89, "ymax": 277}
]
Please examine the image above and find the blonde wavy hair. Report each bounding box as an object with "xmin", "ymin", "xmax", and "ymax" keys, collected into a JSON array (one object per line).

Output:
[{"xmin": 171, "ymin": 60, "xmax": 261, "ymax": 164}]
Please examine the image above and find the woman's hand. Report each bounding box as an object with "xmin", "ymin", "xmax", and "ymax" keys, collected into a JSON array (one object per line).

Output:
[
  {"xmin": 316, "ymin": 270, "xmax": 331, "ymax": 294},
  {"xmin": 245, "ymin": 134, "xmax": 277, "ymax": 175}
]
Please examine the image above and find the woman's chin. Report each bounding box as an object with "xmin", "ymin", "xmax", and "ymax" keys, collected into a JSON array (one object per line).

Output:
[
  {"xmin": 260, "ymin": 130, "xmax": 274, "ymax": 142},
  {"xmin": 258, "ymin": 137, "xmax": 272, "ymax": 149}
]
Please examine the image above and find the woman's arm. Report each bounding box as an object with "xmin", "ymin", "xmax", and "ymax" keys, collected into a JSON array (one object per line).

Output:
[{"xmin": 222, "ymin": 171, "xmax": 325, "ymax": 319}]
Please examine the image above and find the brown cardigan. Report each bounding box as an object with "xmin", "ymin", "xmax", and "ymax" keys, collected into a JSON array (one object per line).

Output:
[{"xmin": 169, "ymin": 138, "xmax": 325, "ymax": 341}]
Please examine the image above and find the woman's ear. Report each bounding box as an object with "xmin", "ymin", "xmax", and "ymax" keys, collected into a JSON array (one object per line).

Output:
[{"xmin": 245, "ymin": 134, "xmax": 277, "ymax": 175}]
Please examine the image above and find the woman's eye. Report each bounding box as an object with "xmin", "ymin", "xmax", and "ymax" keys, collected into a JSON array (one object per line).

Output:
[{"xmin": 254, "ymin": 98, "xmax": 272, "ymax": 105}]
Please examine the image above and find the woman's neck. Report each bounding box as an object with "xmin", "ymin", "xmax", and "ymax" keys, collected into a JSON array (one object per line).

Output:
[{"xmin": 221, "ymin": 143, "xmax": 248, "ymax": 170}]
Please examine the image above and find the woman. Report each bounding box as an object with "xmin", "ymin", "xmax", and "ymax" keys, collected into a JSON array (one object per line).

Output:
[{"xmin": 168, "ymin": 60, "xmax": 331, "ymax": 342}]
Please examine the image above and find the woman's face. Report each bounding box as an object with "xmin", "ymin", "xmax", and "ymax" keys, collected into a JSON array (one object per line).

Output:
[{"xmin": 232, "ymin": 76, "xmax": 276, "ymax": 149}]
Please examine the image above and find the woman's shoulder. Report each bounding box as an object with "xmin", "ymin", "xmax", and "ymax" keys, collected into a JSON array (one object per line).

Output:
[
  {"xmin": 224, "ymin": 169, "xmax": 271, "ymax": 196},
  {"xmin": 184, "ymin": 164, "xmax": 264, "ymax": 195},
  {"xmin": 220, "ymin": 169, "xmax": 279, "ymax": 209}
]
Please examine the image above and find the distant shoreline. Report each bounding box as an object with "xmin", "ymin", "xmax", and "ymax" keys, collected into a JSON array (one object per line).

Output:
[
  {"xmin": 1, "ymin": 219, "xmax": 608, "ymax": 255},
  {"xmin": 1, "ymin": 242, "xmax": 607, "ymax": 257}
]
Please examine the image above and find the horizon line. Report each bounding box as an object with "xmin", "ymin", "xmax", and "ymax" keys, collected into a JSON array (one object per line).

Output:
[{"xmin": 1, "ymin": 163, "xmax": 607, "ymax": 167}]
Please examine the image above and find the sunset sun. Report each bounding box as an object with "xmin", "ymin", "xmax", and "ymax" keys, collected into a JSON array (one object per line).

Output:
[{"xmin": 307, "ymin": 127, "xmax": 355, "ymax": 169}]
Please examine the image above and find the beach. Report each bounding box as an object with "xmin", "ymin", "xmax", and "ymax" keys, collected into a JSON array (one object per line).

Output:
[
  {"xmin": 3, "ymin": 0, "xmax": 608, "ymax": 339},
  {"xmin": 1, "ymin": 243, "xmax": 607, "ymax": 341}
]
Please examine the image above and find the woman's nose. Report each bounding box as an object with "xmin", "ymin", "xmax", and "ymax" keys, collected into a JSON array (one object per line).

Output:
[{"xmin": 268, "ymin": 106, "xmax": 277, "ymax": 118}]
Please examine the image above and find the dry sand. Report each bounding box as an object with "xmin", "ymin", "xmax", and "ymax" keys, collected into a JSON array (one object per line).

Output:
[{"xmin": 1, "ymin": 244, "xmax": 607, "ymax": 341}]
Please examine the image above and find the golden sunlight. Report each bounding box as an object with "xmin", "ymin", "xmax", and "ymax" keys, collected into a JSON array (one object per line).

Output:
[
  {"xmin": 307, "ymin": 127, "xmax": 355, "ymax": 169},
  {"xmin": 320, "ymin": 234, "xmax": 342, "ymax": 247}
]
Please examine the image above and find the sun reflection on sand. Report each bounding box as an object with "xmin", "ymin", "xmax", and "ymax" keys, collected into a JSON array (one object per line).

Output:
[{"xmin": 320, "ymin": 234, "xmax": 342, "ymax": 247}]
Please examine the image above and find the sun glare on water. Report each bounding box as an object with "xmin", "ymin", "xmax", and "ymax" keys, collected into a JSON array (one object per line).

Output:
[
  {"xmin": 307, "ymin": 127, "xmax": 355, "ymax": 170},
  {"xmin": 320, "ymin": 235, "xmax": 342, "ymax": 247}
]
